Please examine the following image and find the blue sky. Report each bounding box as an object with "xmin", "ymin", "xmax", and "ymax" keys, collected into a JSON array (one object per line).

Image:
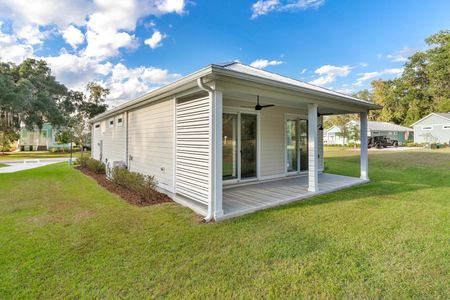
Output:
[{"xmin": 0, "ymin": 0, "xmax": 449, "ymax": 105}]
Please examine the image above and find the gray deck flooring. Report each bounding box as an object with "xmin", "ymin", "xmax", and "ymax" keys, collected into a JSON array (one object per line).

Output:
[{"xmin": 221, "ymin": 173, "xmax": 367, "ymax": 219}]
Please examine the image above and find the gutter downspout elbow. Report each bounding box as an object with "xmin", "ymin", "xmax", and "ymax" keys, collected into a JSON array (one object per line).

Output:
[{"xmin": 197, "ymin": 77, "xmax": 215, "ymax": 222}]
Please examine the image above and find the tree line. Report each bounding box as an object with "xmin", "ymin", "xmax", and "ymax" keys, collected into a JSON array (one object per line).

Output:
[
  {"xmin": 0, "ymin": 58, "xmax": 109, "ymax": 152},
  {"xmin": 326, "ymin": 29, "xmax": 450, "ymax": 132}
]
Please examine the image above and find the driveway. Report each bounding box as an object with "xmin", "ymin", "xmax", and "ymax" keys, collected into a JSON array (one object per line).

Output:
[{"xmin": 0, "ymin": 158, "xmax": 70, "ymax": 173}]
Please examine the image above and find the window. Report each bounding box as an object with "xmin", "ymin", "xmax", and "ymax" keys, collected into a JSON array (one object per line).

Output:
[
  {"xmin": 117, "ymin": 115, "xmax": 123, "ymax": 127},
  {"xmin": 422, "ymin": 126, "xmax": 433, "ymax": 130},
  {"xmin": 443, "ymin": 125, "xmax": 450, "ymax": 130},
  {"xmin": 94, "ymin": 123, "xmax": 100, "ymax": 130},
  {"xmin": 109, "ymin": 119, "xmax": 114, "ymax": 128}
]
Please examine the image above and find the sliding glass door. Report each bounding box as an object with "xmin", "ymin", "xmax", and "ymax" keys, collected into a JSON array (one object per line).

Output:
[
  {"xmin": 286, "ymin": 117, "xmax": 308, "ymax": 173},
  {"xmin": 223, "ymin": 111, "xmax": 258, "ymax": 182}
]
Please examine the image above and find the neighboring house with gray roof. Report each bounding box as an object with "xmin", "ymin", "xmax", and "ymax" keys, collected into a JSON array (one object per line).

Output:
[
  {"xmin": 411, "ymin": 113, "xmax": 450, "ymax": 144},
  {"xmin": 324, "ymin": 120, "xmax": 413, "ymax": 145}
]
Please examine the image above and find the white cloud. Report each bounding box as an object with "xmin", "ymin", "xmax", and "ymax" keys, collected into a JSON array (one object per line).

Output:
[
  {"xmin": 386, "ymin": 47, "xmax": 416, "ymax": 62},
  {"xmin": 300, "ymin": 68, "xmax": 307, "ymax": 74},
  {"xmin": 251, "ymin": 0, "xmax": 325, "ymax": 18},
  {"xmin": 61, "ymin": 25, "xmax": 85, "ymax": 49},
  {"xmin": 144, "ymin": 30, "xmax": 167, "ymax": 49},
  {"xmin": 0, "ymin": 25, "xmax": 34, "ymax": 63},
  {"xmin": 0, "ymin": 0, "xmax": 186, "ymax": 105},
  {"xmin": 0, "ymin": 0, "xmax": 92, "ymax": 27},
  {"xmin": 309, "ymin": 65, "xmax": 351, "ymax": 86},
  {"xmin": 107, "ymin": 63, "xmax": 181, "ymax": 103},
  {"xmin": 44, "ymin": 53, "xmax": 113, "ymax": 89},
  {"xmin": 250, "ymin": 59, "xmax": 283, "ymax": 69},
  {"xmin": 354, "ymin": 68, "xmax": 403, "ymax": 86},
  {"xmin": 16, "ymin": 25, "xmax": 47, "ymax": 45}
]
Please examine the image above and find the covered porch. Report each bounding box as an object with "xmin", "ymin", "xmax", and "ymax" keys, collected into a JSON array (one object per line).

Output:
[{"xmin": 219, "ymin": 173, "xmax": 368, "ymax": 220}]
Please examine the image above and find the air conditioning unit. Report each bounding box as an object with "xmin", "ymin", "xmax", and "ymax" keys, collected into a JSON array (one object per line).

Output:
[
  {"xmin": 112, "ymin": 161, "xmax": 127, "ymax": 168},
  {"xmin": 106, "ymin": 161, "xmax": 127, "ymax": 179}
]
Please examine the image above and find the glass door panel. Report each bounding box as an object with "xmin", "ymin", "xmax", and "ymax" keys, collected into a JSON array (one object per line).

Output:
[
  {"xmin": 223, "ymin": 113, "xmax": 238, "ymax": 180},
  {"xmin": 240, "ymin": 113, "xmax": 257, "ymax": 179},
  {"xmin": 286, "ymin": 120, "xmax": 298, "ymax": 172},
  {"xmin": 299, "ymin": 119, "xmax": 308, "ymax": 171}
]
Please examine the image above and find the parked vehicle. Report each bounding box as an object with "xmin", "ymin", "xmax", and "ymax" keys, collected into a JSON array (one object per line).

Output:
[{"xmin": 368, "ymin": 136, "xmax": 399, "ymax": 149}]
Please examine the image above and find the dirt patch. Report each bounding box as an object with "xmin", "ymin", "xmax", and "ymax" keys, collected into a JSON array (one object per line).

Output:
[{"xmin": 76, "ymin": 166, "xmax": 172, "ymax": 207}]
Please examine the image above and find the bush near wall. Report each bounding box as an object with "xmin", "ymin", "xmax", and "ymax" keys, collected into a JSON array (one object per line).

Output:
[
  {"xmin": 75, "ymin": 157, "xmax": 105, "ymax": 174},
  {"xmin": 111, "ymin": 167, "xmax": 157, "ymax": 199}
]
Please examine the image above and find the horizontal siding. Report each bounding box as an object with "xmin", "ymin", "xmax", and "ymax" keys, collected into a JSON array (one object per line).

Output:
[
  {"xmin": 175, "ymin": 96, "xmax": 211, "ymax": 205},
  {"xmin": 128, "ymin": 99, "xmax": 174, "ymax": 191}
]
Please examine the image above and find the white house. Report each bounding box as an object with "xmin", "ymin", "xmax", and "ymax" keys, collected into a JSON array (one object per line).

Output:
[
  {"xmin": 324, "ymin": 121, "xmax": 413, "ymax": 145},
  {"xmin": 411, "ymin": 113, "xmax": 450, "ymax": 144},
  {"xmin": 90, "ymin": 62, "xmax": 380, "ymax": 221}
]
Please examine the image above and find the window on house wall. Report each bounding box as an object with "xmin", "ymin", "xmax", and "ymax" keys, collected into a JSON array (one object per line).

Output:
[
  {"xmin": 94, "ymin": 123, "xmax": 100, "ymax": 130},
  {"xmin": 109, "ymin": 119, "xmax": 114, "ymax": 128},
  {"xmin": 443, "ymin": 125, "xmax": 450, "ymax": 130},
  {"xmin": 422, "ymin": 126, "xmax": 433, "ymax": 130},
  {"xmin": 117, "ymin": 115, "xmax": 123, "ymax": 127}
]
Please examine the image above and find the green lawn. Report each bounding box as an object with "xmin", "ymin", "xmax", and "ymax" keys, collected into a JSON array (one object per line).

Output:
[
  {"xmin": 0, "ymin": 149, "xmax": 449, "ymax": 298},
  {"xmin": 0, "ymin": 150, "xmax": 90, "ymax": 161},
  {"xmin": 0, "ymin": 163, "xmax": 7, "ymax": 168}
]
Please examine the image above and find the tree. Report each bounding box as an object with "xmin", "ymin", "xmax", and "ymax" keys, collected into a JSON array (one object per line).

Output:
[
  {"xmin": 0, "ymin": 59, "xmax": 68, "ymax": 153},
  {"xmin": 366, "ymin": 30, "xmax": 450, "ymax": 126}
]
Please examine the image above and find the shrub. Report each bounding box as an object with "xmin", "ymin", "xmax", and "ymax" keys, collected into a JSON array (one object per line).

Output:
[
  {"xmin": 86, "ymin": 158, "xmax": 106, "ymax": 174},
  {"xmin": 75, "ymin": 156, "xmax": 90, "ymax": 168},
  {"xmin": 111, "ymin": 166, "xmax": 157, "ymax": 199}
]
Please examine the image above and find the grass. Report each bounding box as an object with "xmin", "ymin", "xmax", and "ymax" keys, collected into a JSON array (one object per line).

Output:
[
  {"xmin": 0, "ymin": 163, "xmax": 7, "ymax": 168},
  {"xmin": 0, "ymin": 150, "xmax": 90, "ymax": 161},
  {"xmin": 0, "ymin": 149, "xmax": 449, "ymax": 298}
]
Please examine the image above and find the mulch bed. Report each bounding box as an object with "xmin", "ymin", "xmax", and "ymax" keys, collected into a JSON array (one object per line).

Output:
[{"xmin": 76, "ymin": 166, "xmax": 172, "ymax": 207}]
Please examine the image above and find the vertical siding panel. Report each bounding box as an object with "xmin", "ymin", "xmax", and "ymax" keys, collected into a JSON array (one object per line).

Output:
[{"xmin": 175, "ymin": 96, "xmax": 211, "ymax": 205}]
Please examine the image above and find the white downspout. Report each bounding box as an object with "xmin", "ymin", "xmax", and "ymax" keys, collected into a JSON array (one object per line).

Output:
[{"xmin": 197, "ymin": 77, "xmax": 215, "ymax": 222}]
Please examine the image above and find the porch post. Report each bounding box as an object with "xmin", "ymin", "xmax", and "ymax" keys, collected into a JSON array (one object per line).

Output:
[
  {"xmin": 212, "ymin": 90, "xmax": 223, "ymax": 217},
  {"xmin": 360, "ymin": 111, "xmax": 369, "ymax": 180},
  {"xmin": 308, "ymin": 103, "xmax": 319, "ymax": 192}
]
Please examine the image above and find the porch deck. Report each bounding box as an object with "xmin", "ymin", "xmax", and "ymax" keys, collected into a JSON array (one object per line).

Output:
[{"xmin": 220, "ymin": 173, "xmax": 368, "ymax": 220}]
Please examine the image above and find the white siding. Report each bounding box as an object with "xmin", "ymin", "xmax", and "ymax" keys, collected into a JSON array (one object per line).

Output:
[
  {"xmin": 102, "ymin": 114, "xmax": 127, "ymax": 166},
  {"xmin": 128, "ymin": 99, "xmax": 175, "ymax": 192},
  {"xmin": 175, "ymin": 96, "xmax": 211, "ymax": 206}
]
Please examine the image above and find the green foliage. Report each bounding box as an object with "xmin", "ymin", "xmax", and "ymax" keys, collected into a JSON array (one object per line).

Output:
[
  {"xmin": 367, "ymin": 30, "xmax": 450, "ymax": 126},
  {"xmin": 83, "ymin": 158, "xmax": 105, "ymax": 174},
  {"xmin": 0, "ymin": 130, "xmax": 19, "ymax": 152},
  {"xmin": 111, "ymin": 166, "xmax": 157, "ymax": 199},
  {"xmin": 74, "ymin": 156, "xmax": 90, "ymax": 168}
]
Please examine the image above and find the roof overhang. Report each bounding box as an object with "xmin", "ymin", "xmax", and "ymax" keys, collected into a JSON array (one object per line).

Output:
[{"xmin": 90, "ymin": 63, "xmax": 381, "ymax": 123}]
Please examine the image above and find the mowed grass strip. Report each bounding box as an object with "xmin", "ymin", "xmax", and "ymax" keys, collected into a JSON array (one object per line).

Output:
[{"xmin": 0, "ymin": 149, "xmax": 449, "ymax": 298}]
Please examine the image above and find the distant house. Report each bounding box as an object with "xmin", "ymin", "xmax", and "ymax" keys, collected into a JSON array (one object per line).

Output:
[
  {"xmin": 19, "ymin": 123, "xmax": 70, "ymax": 151},
  {"xmin": 324, "ymin": 120, "xmax": 413, "ymax": 145},
  {"xmin": 411, "ymin": 113, "xmax": 450, "ymax": 144}
]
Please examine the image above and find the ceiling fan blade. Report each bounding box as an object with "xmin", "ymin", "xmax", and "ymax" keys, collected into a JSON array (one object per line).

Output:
[{"xmin": 260, "ymin": 104, "xmax": 275, "ymax": 108}]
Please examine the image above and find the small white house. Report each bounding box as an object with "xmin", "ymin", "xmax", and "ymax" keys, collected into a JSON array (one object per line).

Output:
[
  {"xmin": 411, "ymin": 113, "xmax": 450, "ymax": 144},
  {"xmin": 90, "ymin": 62, "xmax": 380, "ymax": 221},
  {"xmin": 324, "ymin": 121, "xmax": 413, "ymax": 145}
]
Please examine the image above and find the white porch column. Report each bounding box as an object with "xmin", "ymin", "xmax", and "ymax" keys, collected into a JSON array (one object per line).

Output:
[
  {"xmin": 308, "ymin": 104, "xmax": 319, "ymax": 192},
  {"xmin": 360, "ymin": 111, "xmax": 369, "ymax": 180},
  {"xmin": 212, "ymin": 90, "xmax": 223, "ymax": 218}
]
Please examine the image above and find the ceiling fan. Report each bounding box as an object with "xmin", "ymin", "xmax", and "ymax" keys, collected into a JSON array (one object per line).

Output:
[{"xmin": 242, "ymin": 95, "xmax": 275, "ymax": 111}]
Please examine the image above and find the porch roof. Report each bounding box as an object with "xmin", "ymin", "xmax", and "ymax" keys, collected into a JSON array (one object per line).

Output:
[{"xmin": 90, "ymin": 62, "xmax": 380, "ymax": 123}]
